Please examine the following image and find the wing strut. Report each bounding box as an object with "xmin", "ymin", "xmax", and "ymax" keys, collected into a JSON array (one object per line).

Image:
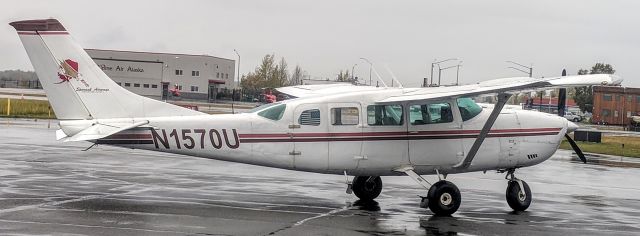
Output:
[{"xmin": 454, "ymin": 93, "xmax": 512, "ymax": 169}]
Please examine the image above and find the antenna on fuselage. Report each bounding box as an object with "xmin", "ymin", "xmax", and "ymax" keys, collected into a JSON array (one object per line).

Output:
[{"xmin": 384, "ymin": 64, "xmax": 403, "ymax": 88}]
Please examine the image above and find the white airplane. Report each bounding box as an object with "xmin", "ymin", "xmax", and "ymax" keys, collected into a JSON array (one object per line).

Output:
[{"xmin": 10, "ymin": 19, "xmax": 622, "ymax": 216}]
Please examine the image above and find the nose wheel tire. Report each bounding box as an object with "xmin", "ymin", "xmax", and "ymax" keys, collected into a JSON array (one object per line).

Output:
[
  {"xmin": 352, "ymin": 176, "xmax": 382, "ymax": 201},
  {"xmin": 506, "ymin": 180, "xmax": 531, "ymax": 211},
  {"xmin": 427, "ymin": 180, "xmax": 461, "ymax": 216}
]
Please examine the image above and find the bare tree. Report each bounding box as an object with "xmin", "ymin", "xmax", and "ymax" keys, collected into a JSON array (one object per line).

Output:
[{"xmin": 291, "ymin": 65, "xmax": 304, "ymax": 86}]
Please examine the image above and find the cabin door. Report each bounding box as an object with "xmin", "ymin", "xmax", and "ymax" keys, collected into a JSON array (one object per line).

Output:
[
  {"xmin": 408, "ymin": 101, "xmax": 464, "ymax": 167},
  {"xmin": 327, "ymin": 103, "xmax": 363, "ymax": 171},
  {"xmin": 291, "ymin": 103, "xmax": 329, "ymax": 171}
]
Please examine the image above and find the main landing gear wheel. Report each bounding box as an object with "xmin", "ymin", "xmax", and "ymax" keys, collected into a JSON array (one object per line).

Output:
[
  {"xmin": 352, "ymin": 176, "xmax": 382, "ymax": 201},
  {"xmin": 427, "ymin": 180, "xmax": 461, "ymax": 216},
  {"xmin": 506, "ymin": 179, "xmax": 531, "ymax": 211}
]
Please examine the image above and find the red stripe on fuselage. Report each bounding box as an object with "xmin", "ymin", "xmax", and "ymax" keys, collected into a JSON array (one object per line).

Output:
[
  {"xmin": 106, "ymin": 134, "xmax": 152, "ymax": 139},
  {"xmin": 239, "ymin": 128, "xmax": 562, "ymax": 139},
  {"xmin": 239, "ymin": 128, "xmax": 562, "ymax": 143}
]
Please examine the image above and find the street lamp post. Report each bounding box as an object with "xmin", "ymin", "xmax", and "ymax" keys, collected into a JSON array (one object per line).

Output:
[
  {"xmin": 430, "ymin": 58, "xmax": 457, "ymax": 86},
  {"xmin": 506, "ymin": 60, "xmax": 534, "ymax": 109},
  {"xmin": 233, "ymin": 49, "xmax": 241, "ymax": 86},
  {"xmin": 351, "ymin": 63, "xmax": 357, "ymax": 84},
  {"xmin": 438, "ymin": 64, "xmax": 458, "ymax": 86},
  {"xmin": 506, "ymin": 60, "xmax": 532, "ymax": 77},
  {"xmin": 360, "ymin": 58, "xmax": 372, "ymax": 86},
  {"xmin": 456, "ymin": 61, "xmax": 463, "ymax": 85}
]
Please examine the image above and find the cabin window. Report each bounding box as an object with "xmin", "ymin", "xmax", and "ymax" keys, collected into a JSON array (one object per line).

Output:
[
  {"xmin": 331, "ymin": 107, "xmax": 359, "ymax": 125},
  {"xmin": 603, "ymin": 94, "xmax": 612, "ymax": 101},
  {"xmin": 456, "ymin": 98, "xmax": 482, "ymax": 121},
  {"xmin": 410, "ymin": 103, "xmax": 453, "ymax": 125},
  {"xmin": 367, "ymin": 105, "xmax": 403, "ymax": 126},
  {"xmin": 258, "ymin": 104, "xmax": 286, "ymax": 121},
  {"xmin": 299, "ymin": 109, "xmax": 321, "ymax": 126},
  {"xmin": 602, "ymin": 109, "xmax": 611, "ymax": 117}
]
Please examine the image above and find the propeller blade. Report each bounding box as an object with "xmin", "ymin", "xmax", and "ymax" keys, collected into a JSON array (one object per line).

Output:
[{"xmin": 564, "ymin": 134, "xmax": 586, "ymax": 163}]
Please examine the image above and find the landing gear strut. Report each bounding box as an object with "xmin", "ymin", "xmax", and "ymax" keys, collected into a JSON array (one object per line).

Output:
[
  {"xmin": 505, "ymin": 169, "xmax": 531, "ymax": 211},
  {"xmin": 351, "ymin": 176, "xmax": 382, "ymax": 201}
]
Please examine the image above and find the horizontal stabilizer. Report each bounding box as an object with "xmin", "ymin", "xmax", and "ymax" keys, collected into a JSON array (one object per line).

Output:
[{"xmin": 61, "ymin": 120, "xmax": 149, "ymax": 142}]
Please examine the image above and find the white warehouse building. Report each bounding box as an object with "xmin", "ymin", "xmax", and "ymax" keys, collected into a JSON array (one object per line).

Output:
[{"xmin": 86, "ymin": 49, "xmax": 236, "ymax": 101}]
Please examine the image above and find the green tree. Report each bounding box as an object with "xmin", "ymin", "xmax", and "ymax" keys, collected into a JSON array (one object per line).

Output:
[
  {"xmin": 572, "ymin": 63, "xmax": 615, "ymax": 112},
  {"xmin": 240, "ymin": 54, "xmax": 294, "ymax": 92},
  {"xmin": 336, "ymin": 70, "xmax": 351, "ymax": 82}
]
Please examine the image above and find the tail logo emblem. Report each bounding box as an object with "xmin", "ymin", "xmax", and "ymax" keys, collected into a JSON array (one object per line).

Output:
[{"xmin": 56, "ymin": 59, "xmax": 79, "ymax": 84}]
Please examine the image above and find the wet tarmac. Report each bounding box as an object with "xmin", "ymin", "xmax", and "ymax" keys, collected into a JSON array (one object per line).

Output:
[{"xmin": 1, "ymin": 119, "xmax": 640, "ymax": 235}]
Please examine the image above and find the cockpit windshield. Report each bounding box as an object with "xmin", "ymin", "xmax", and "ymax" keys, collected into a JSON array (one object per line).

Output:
[
  {"xmin": 254, "ymin": 103, "xmax": 286, "ymax": 121},
  {"xmin": 456, "ymin": 98, "xmax": 482, "ymax": 121},
  {"xmin": 248, "ymin": 102, "xmax": 281, "ymax": 113}
]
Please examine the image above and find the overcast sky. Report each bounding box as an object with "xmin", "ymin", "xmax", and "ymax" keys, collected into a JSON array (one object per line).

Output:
[{"xmin": 2, "ymin": 0, "xmax": 638, "ymax": 87}]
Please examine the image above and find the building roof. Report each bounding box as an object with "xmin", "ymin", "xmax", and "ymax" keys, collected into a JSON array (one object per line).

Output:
[
  {"xmin": 593, "ymin": 85, "xmax": 640, "ymax": 94},
  {"xmin": 85, "ymin": 48, "xmax": 234, "ymax": 62}
]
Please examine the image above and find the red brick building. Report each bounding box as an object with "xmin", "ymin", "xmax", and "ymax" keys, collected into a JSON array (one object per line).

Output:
[{"xmin": 592, "ymin": 86, "xmax": 640, "ymax": 125}]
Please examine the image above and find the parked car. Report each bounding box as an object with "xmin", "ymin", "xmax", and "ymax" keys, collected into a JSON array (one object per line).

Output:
[{"xmin": 564, "ymin": 111, "xmax": 582, "ymax": 122}]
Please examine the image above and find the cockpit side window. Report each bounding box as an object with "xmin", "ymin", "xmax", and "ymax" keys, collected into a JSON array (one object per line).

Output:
[
  {"xmin": 409, "ymin": 103, "xmax": 453, "ymax": 125},
  {"xmin": 367, "ymin": 104, "xmax": 403, "ymax": 126},
  {"xmin": 257, "ymin": 104, "xmax": 286, "ymax": 121},
  {"xmin": 331, "ymin": 107, "xmax": 359, "ymax": 125},
  {"xmin": 456, "ymin": 98, "xmax": 482, "ymax": 121}
]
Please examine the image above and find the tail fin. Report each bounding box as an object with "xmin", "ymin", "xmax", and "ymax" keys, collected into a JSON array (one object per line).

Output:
[{"xmin": 9, "ymin": 19, "xmax": 203, "ymax": 120}]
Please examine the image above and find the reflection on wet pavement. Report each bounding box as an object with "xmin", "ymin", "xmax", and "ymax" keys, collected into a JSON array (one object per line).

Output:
[{"xmin": 1, "ymin": 120, "xmax": 639, "ymax": 235}]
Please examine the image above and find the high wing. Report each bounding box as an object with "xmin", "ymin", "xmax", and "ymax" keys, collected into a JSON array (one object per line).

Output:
[
  {"xmin": 276, "ymin": 83, "xmax": 382, "ymax": 98},
  {"xmin": 378, "ymin": 74, "xmax": 622, "ymax": 103}
]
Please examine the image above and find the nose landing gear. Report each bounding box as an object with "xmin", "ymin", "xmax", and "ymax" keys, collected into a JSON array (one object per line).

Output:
[{"xmin": 504, "ymin": 169, "xmax": 532, "ymax": 211}]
